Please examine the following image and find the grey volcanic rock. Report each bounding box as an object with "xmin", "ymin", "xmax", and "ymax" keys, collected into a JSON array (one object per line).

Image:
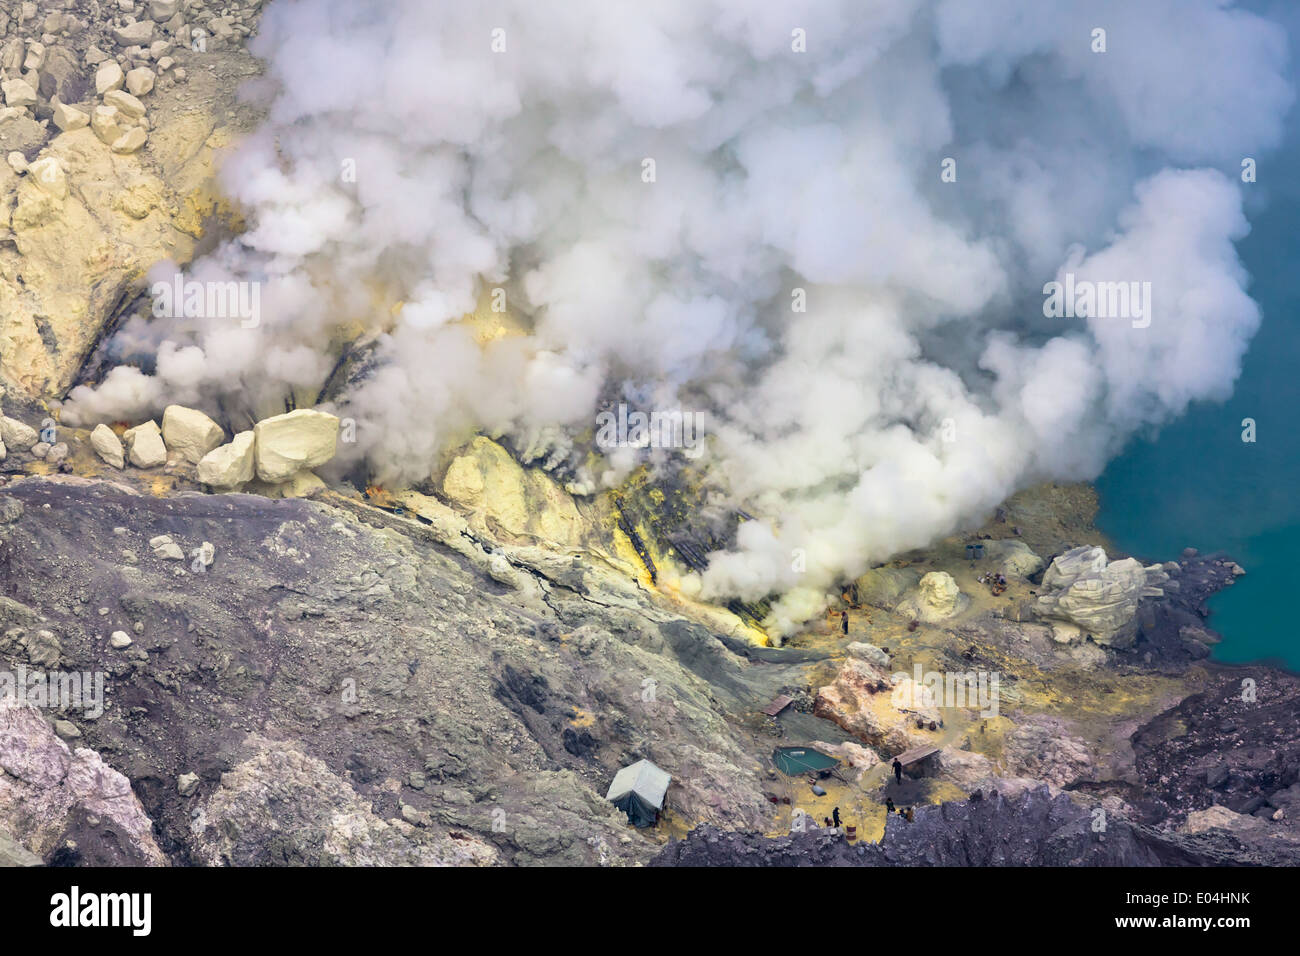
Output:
[
  {"xmin": 1127, "ymin": 554, "xmax": 1243, "ymax": 664},
  {"xmin": 0, "ymin": 476, "xmax": 806, "ymax": 865},
  {"xmin": 651, "ymin": 787, "xmax": 1300, "ymax": 867},
  {"xmin": 0, "ymin": 468, "xmax": 1288, "ymax": 866},
  {"xmin": 0, "ymin": 702, "xmax": 166, "ymax": 866},
  {"xmin": 190, "ymin": 736, "xmax": 499, "ymax": 866},
  {"xmin": 1130, "ymin": 667, "xmax": 1300, "ymax": 827}
]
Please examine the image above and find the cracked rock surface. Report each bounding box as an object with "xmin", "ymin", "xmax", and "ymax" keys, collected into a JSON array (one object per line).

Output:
[{"xmin": 0, "ymin": 475, "xmax": 816, "ymax": 864}]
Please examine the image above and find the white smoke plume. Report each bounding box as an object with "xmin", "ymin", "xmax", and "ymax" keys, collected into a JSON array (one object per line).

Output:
[{"xmin": 63, "ymin": 0, "xmax": 1293, "ymax": 634}]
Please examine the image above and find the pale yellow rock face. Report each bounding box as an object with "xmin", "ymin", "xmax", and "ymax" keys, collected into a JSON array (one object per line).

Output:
[
  {"xmin": 162, "ymin": 404, "xmax": 225, "ymax": 463},
  {"xmin": 253, "ymin": 409, "xmax": 340, "ymax": 482},
  {"xmin": 1180, "ymin": 805, "xmax": 1265, "ymax": 836},
  {"xmin": 25, "ymin": 157, "xmax": 66, "ymax": 200},
  {"xmin": 0, "ymin": 94, "xmax": 249, "ymax": 399},
  {"xmin": 197, "ymin": 430, "xmax": 255, "ymax": 487},
  {"xmin": 441, "ymin": 436, "xmax": 585, "ymax": 547}
]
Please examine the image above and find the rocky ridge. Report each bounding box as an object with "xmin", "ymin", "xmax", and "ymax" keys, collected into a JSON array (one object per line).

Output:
[{"xmin": 1, "ymin": 390, "xmax": 1294, "ymax": 867}]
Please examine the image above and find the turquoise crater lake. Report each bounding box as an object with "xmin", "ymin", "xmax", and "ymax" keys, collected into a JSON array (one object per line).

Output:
[{"xmin": 1097, "ymin": 4, "xmax": 1300, "ymax": 668}]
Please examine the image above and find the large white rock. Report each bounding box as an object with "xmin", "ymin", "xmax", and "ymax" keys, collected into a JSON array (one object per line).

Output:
[
  {"xmin": 95, "ymin": 61, "xmax": 124, "ymax": 94},
  {"xmin": 91, "ymin": 104, "xmax": 130, "ymax": 145},
  {"xmin": 253, "ymin": 409, "xmax": 339, "ymax": 482},
  {"xmin": 112, "ymin": 20, "xmax": 156, "ymax": 47},
  {"xmin": 123, "ymin": 420, "xmax": 167, "ymax": 468},
  {"xmin": 1, "ymin": 78, "xmax": 36, "ymax": 108},
  {"xmin": 103, "ymin": 89, "xmax": 146, "ymax": 119},
  {"xmin": 51, "ymin": 98, "xmax": 89, "ymax": 131},
  {"xmin": 0, "ymin": 415, "xmax": 38, "ymax": 451},
  {"xmin": 111, "ymin": 127, "xmax": 148, "ymax": 155},
  {"xmin": 1034, "ymin": 546, "xmax": 1168, "ymax": 647},
  {"xmin": 196, "ymin": 430, "xmax": 254, "ymax": 487},
  {"xmin": 23, "ymin": 41, "xmax": 45, "ymax": 72},
  {"xmin": 161, "ymin": 405, "xmax": 224, "ymax": 463},
  {"xmin": 125, "ymin": 67, "xmax": 155, "ymax": 97},
  {"xmin": 90, "ymin": 423, "xmax": 125, "ymax": 468},
  {"xmin": 1042, "ymin": 546, "xmax": 1108, "ymax": 591}
]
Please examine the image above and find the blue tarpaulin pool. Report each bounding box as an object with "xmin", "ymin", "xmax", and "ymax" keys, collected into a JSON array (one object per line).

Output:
[{"xmin": 772, "ymin": 746, "xmax": 839, "ymax": 776}]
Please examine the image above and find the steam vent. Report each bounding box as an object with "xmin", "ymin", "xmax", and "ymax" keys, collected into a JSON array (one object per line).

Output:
[{"xmin": 0, "ymin": 0, "xmax": 1297, "ymax": 927}]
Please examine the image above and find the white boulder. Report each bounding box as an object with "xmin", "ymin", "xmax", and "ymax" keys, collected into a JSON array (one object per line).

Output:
[
  {"xmin": 111, "ymin": 127, "xmax": 148, "ymax": 154},
  {"xmin": 103, "ymin": 88, "xmax": 146, "ymax": 119},
  {"xmin": 1034, "ymin": 546, "xmax": 1170, "ymax": 647},
  {"xmin": 51, "ymin": 98, "xmax": 89, "ymax": 131},
  {"xmin": 125, "ymin": 67, "xmax": 155, "ymax": 96},
  {"xmin": 253, "ymin": 409, "xmax": 339, "ymax": 482},
  {"xmin": 95, "ymin": 61, "xmax": 124, "ymax": 94},
  {"xmin": 1, "ymin": 78, "xmax": 36, "ymax": 108},
  {"xmin": 149, "ymin": 534, "xmax": 184, "ymax": 560},
  {"xmin": 197, "ymin": 431, "xmax": 254, "ymax": 487},
  {"xmin": 90, "ymin": 423, "xmax": 125, "ymax": 468},
  {"xmin": 161, "ymin": 405, "xmax": 224, "ymax": 464},
  {"xmin": 123, "ymin": 420, "xmax": 167, "ymax": 468},
  {"xmin": 91, "ymin": 104, "xmax": 130, "ymax": 145},
  {"xmin": 0, "ymin": 415, "xmax": 38, "ymax": 451},
  {"xmin": 112, "ymin": 21, "xmax": 155, "ymax": 47},
  {"xmin": 982, "ymin": 539, "xmax": 1045, "ymax": 579}
]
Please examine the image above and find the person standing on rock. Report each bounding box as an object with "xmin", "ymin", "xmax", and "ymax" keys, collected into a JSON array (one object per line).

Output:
[
  {"xmin": 841, "ymin": 610, "xmax": 849, "ymax": 635},
  {"xmin": 893, "ymin": 757, "xmax": 903, "ymax": 784},
  {"xmin": 832, "ymin": 806, "xmax": 841, "ymax": 829}
]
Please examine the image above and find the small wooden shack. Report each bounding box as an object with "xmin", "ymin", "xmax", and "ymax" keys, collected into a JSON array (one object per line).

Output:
[
  {"xmin": 893, "ymin": 745, "xmax": 941, "ymax": 778},
  {"xmin": 762, "ymin": 694, "xmax": 794, "ymax": 717}
]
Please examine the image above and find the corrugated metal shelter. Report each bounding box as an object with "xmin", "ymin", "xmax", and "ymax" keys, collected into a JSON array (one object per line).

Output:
[{"xmin": 606, "ymin": 759, "xmax": 671, "ymax": 827}]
